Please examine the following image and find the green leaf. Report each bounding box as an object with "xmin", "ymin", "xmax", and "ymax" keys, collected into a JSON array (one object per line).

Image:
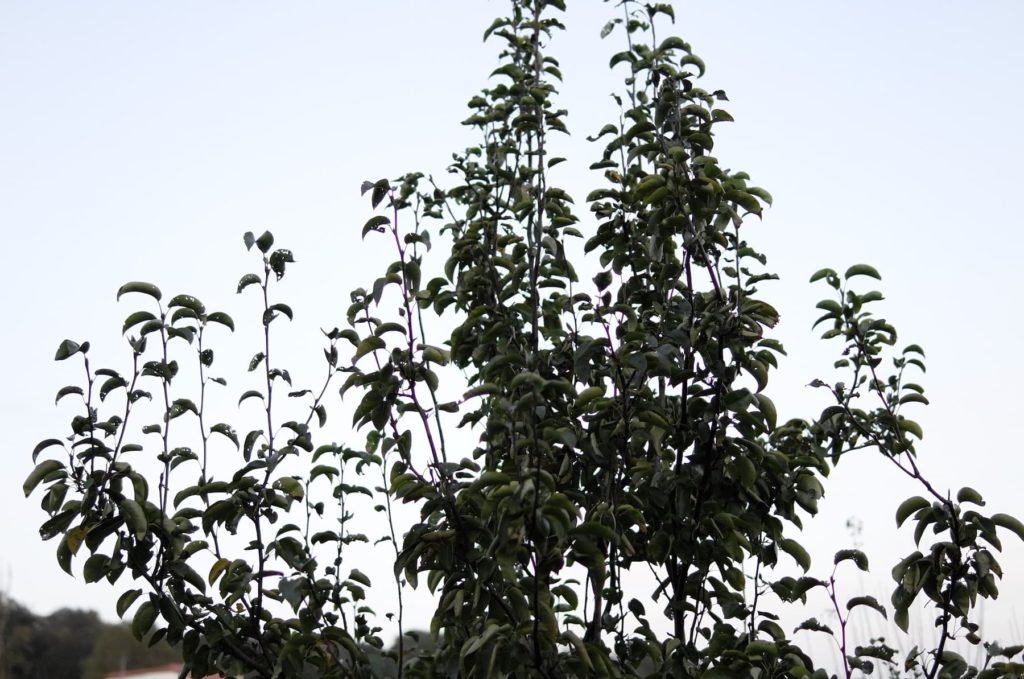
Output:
[
  {"xmin": 679, "ymin": 53, "xmax": 706, "ymax": 77},
  {"xmin": 119, "ymin": 499, "xmax": 148, "ymax": 539},
  {"xmin": 349, "ymin": 569, "xmax": 372, "ymax": 587},
  {"xmin": 24, "ymin": 459, "xmax": 64, "ymax": 496},
  {"xmin": 206, "ymin": 311, "xmax": 235, "ymax": 331},
  {"xmin": 54, "ymin": 340, "xmax": 81, "ymax": 361},
  {"xmin": 354, "ymin": 336, "xmax": 385, "ymax": 362},
  {"xmin": 574, "ymin": 386, "xmax": 605, "ymax": 409},
  {"xmin": 210, "ymin": 423, "xmax": 239, "ymax": 449},
  {"xmin": 116, "ymin": 281, "xmax": 162, "ymax": 302},
  {"xmin": 237, "ymin": 273, "xmax": 261, "ymax": 293},
  {"xmin": 422, "ymin": 346, "xmax": 449, "ymax": 365},
  {"xmin": 255, "ymin": 230, "xmax": 274, "ymax": 254},
  {"xmin": 847, "ymin": 596, "xmax": 887, "ymax": 618},
  {"xmin": 809, "ymin": 268, "xmax": 837, "ymax": 283},
  {"xmin": 268, "ymin": 303, "xmax": 293, "ymax": 321},
  {"xmin": 99, "ymin": 376, "xmax": 128, "ymax": 401},
  {"xmin": 208, "ymin": 558, "xmax": 230, "ymax": 585},
  {"xmin": 896, "ymin": 496, "xmax": 930, "ymax": 528},
  {"xmin": 463, "ymin": 384, "xmax": 499, "ymax": 399},
  {"xmin": 116, "ymin": 589, "xmax": 142, "ymax": 618},
  {"xmin": 362, "ymin": 215, "xmax": 390, "ymax": 238},
  {"xmin": 593, "ymin": 270, "xmax": 612, "ymax": 291},
  {"xmin": 844, "ymin": 264, "xmax": 882, "ymax": 280},
  {"xmin": 779, "ymin": 538, "xmax": 811, "ymax": 572},
  {"xmin": 131, "ymin": 600, "xmax": 157, "ymax": 641},
  {"xmin": 56, "ymin": 535, "xmax": 73, "ymax": 574},
  {"xmin": 83, "ymin": 553, "xmax": 109, "ymax": 583},
  {"xmin": 122, "ymin": 311, "xmax": 158, "ymax": 335},
  {"xmin": 168, "ymin": 294, "xmax": 206, "ymax": 316},
  {"xmin": 238, "ymin": 390, "xmax": 264, "ymax": 406},
  {"xmin": 269, "ymin": 249, "xmax": 294, "ymax": 280},
  {"xmin": 894, "ymin": 606, "xmax": 910, "ymax": 633},
  {"xmin": 32, "ymin": 438, "xmax": 64, "ymax": 462},
  {"xmin": 834, "ymin": 549, "xmax": 869, "ymax": 571},
  {"xmin": 167, "ymin": 560, "xmax": 206, "ymax": 593},
  {"xmin": 55, "ymin": 385, "xmax": 83, "ymax": 403},
  {"xmin": 899, "ymin": 418, "xmax": 924, "ymax": 439},
  {"xmin": 898, "ymin": 392, "xmax": 929, "ymax": 406},
  {"xmin": 956, "ymin": 487, "xmax": 985, "ymax": 506},
  {"xmin": 370, "ymin": 179, "xmax": 390, "ymax": 208},
  {"xmin": 991, "ymin": 513, "xmax": 1024, "ymax": 543}
]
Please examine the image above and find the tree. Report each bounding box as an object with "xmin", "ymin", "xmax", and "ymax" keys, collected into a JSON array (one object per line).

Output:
[
  {"xmin": 23, "ymin": 1, "xmax": 1024, "ymax": 677},
  {"xmin": 0, "ymin": 595, "xmax": 103, "ymax": 679}
]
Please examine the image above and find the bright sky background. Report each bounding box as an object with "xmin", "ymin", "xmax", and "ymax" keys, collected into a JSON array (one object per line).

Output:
[{"xmin": 2, "ymin": 0, "xmax": 1023, "ymax": 664}]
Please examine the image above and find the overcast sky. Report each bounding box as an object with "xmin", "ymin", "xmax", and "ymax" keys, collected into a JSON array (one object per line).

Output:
[{"xmin": 2, "ymin": 0, "xmax": 1023, "ymax": 659}]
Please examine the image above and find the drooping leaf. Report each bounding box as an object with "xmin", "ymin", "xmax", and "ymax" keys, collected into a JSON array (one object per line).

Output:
[
  {"xmin": 237, "ymin": 273, "xmax": 261, "ymax": 294},
  {"xmin": 122, "ymin": 311, "xmax": 158, "ymax": 335},
  {"xmin": 956, "ymin": 487, "xmax": 984, "ymax": 506},
  {"xmin": 131, "ymin": 600, "xmax": 158, "ymax": 641},
  {"xmin": 992, "ymin": 513, "xmax": 1024, "ymax": 543},
  {"xmin": 55, "ymin": 385, "xmax": 84, "ymax": 403},
  {"xmin": 116, "ymin": 282, "xmax": 162, "ymax": 302},
  {"xmin": 844, "ymin": 263, "xmax": 882, "ymax": 280},
  {"xmin": 896, "ymin": 496, "xmax": 930, "ymax": 528},
  {"xmin": 168, "ymin": 294, "xmax": 206, "ymax": 316},
  {"xmin": 208, "ymin": 558, "xmax": 230, "ymax": 585},
  {"xmin": 24, "ymin": 459, "xmax": 64, "ymax": 497},
  {"xmin": 362, "ymin": 215, "xmax": 390, "ymax": 239},
  {"xmin": 847, "ymin": 596, "xmax": 887, "ymax": 618},
  {"xmin": 116, "ymin": 589, "xmax": 143, "ymax": 618},
  {"xmin": 119, "ymin": 499, "xmax": 148, "ymax": 539},
  {"xmin": 834, "ymin": 549, "xmax": 869, "ymax": 571},
  {"xmin": 779, "ymin": 538, "xmax": 811, "ymax": 572},
  {"xmin": 354, "ymin": 336, "xmax": 385, "ymax": 362},
  {"xmin": 206, "ymin": 311, "xmax": 235, "ymax": 331}
]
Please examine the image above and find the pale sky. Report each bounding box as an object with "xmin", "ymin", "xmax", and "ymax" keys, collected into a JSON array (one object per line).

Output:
[{"xmin": 2, "ymin": 0, "xmax": 1023, "ymax": 663}]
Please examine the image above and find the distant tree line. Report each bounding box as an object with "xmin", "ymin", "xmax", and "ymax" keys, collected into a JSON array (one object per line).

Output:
[{"xmin": 0, "ymin": 593, "xmax": 180, "ymax": 679}]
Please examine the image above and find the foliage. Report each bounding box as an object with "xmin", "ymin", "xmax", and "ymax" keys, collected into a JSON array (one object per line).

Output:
[{"xmin": 24, "ymin": 1, "xmax": 1024, "ymax": 678}]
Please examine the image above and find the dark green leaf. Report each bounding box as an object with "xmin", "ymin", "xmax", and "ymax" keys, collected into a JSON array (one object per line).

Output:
[
  {"xmin": 131, "ymin": 601, "xmax": 157, "ymax": 641},
  {"xmin": 362, "ymin": 215, "xmax": 390, "ymax": 238},
  {"xmin": 24, "ymin": 459, "xmax": 64, "ymax": 496},
  {"xmin": 116, "ymin": 589, "xmax": 142, "ymax": 618},
  {"xmin": 255, "ymin": 230, "xmax": 274, "ymax": 253},
  {"xmin": 116, "ymin": 282, "xmax": 162, "ymax": 302},
  {"xmin": 206, "ymin": 311, "xmax": 234, "ymax": 331},
  {"xmin": 844, "ymin": 264, "xmax": 882, "ymax": 280},
  {"xmin": 237, "ymin": 273, "xmax": 261, "ymax": 294},
  {"xmin": 354, "ymin": 336, "xmax": 385, "ymax": 362},
  {"xmin": 55, "ymin": 385, "xmax": 83, "ymax": 403},
  {"xmin": 896, "ymin": 496, "xmax": 930, "ymax": 528},
  {"xmin": 834, "ymin": 549, "xmax": 869, "ymax": 571},
  {"xmin": 123, "ymin": 311, "xmax": 158, "ymax": 335},
  {"xmin": 779, "ymin": 538, "xmax": 811, "ymax": 572},
  {"xmin": 809, "ymin": 268, "xmax": 837, "ymax": 283},
  {"xmin": 119, "ymin": 499, "xmax": 147, "ymax": 539},
  {"xmin": 992, "ymin": 513, "xmax": 1024, "ymax": 543},
  {"xmin": 54, "ymin": 340, "xmax": 81, "ymax": 361},
  {"xmin": 168, "ymin": 294, "xmax": 206, "ymax": 316}
]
